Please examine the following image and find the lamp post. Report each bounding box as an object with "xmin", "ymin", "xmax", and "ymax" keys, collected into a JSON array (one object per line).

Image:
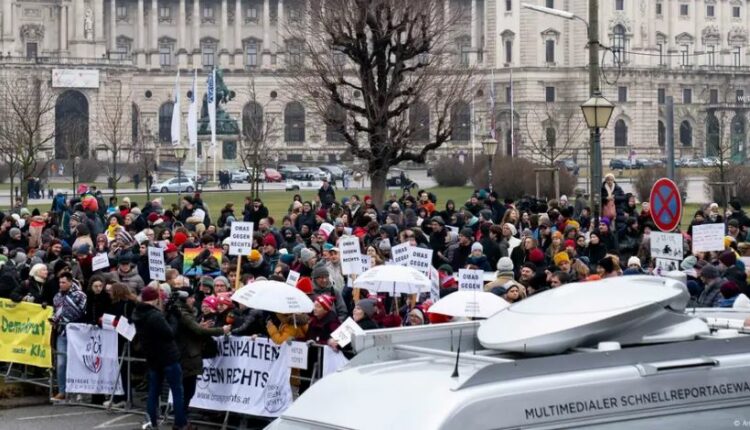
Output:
[
  {"xmin": 72, "ymin": 156, "xmax": 80, "ymax": 195},
  {"xmin": 580, "ymin": 92, "xmax": 615, "ymax": 224},
  {"xmin": 174, "ymin": 146, "xmax": 188, "ymax": 203},
  {"xmin": 482, "ymin": 137, "xmax": 498, "ymax": 193}
]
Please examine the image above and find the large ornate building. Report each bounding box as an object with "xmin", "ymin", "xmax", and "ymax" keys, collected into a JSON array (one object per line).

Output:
[{"xmin": 1, "ymin": 0, "xmax": 749, "ymax": 173}]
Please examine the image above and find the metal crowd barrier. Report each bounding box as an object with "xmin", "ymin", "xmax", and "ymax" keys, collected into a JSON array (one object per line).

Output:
[{"xmin": 2, "ymin": 335, "xmax": 330, "ymax": 430}]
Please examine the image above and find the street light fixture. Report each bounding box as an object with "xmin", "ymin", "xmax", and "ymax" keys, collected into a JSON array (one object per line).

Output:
[
  {"xmin": 580, "ymin": 92, "xmax": 614, "ymax": 224},
  {"xmin": 482, "ymin": 137, "xmax": 498, "ymax": 193},
  {"xmin": 174, "ymin": 146, "xmax": 188, "ymax": 203}
]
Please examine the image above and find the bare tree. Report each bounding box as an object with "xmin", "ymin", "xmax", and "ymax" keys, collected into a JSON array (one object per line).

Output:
[
  {"xmin": 239, "ymin": 79, "xmax": 278, "ymax": 199},
  {"xmin": 0, "ymin": 75, "xmax": 57, "ymax": 205},
  {"xmin": 287, "ymin": 0, "xmax": 473, "ymax": 206},
  {"xmin": 522, "ymin": 104, "xmax": 587, "ymax": 168},
  {"xmin": 131, "ymin": 106, "xmax": 158, "ymax": 201},
  {"xmin": 94, "ymin": 83, "xmax": 132, "ymax": 197}
]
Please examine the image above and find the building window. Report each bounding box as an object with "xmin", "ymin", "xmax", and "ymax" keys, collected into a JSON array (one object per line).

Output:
[
  {"xmin": 409, "ymin": 102, "xmax": 430, "ymax": 142},
  {"xmin": 116, "ymin": 5, "xmax": 128, "ymax": 18},
  {"xmin": 506, "ymin": 86, "xmax": 512, "ymax": 103},
  {"xmin": 506, "ymin": 0, "xmax": 512, "ymax": 11},
  {"xmin": 284, "ymin": 101, "xmax": 305, "ymax": 142},
  {"xmin": 679, "ymin": 120, "xmax": 692, "ymax": 147},
  {"xmin": 658, "ymin": 120, "xmax": 665, "ymax": 146},
  {"xmin": 326, "ymin": 105, "xmax": 347, "ymax": 143},
  {"xmin": 288, "ymin": 6, "xmax": 302, "ymax": 22},
  {"xmin": 680, "ymin": 45, "xmax": 690, "ymax": 66},
  {"xmin": 658, "ymin": 88, "xmax": 666, "ymax": 104},
  {"xmin": 450, "ymin": 101, "xmax": 471, "ymax": 142},
  {"xmin": 618, "ymin": 86, "xmax": 628, "ymax": 102},
  {"xmin": 683, "ymin": 88, "xmax": 692, "ymax": 104},
  {"xmin": 457, "ymin": 36, "xmax": 471, "ymax": 66},
  {"xmin": 707, "ymin": 45, "xmax": 716, "ymax": 66},
  {"xmin": 656, "ymin": 2, "xmax": 662, "ymax": 16},
  {"xmin": 287, "ymin": 40, "xmax": 303, "ymax": 67},
  {"xmin": 680, "ymin": 4, "xmax": 688, "ymax": 16},
  {"xmin": 734, "ymin": 47, "xmax": 742, "ymax": 67},
  {"xmin": 657, "ymin": 42, "xmax": 665, "ymax": 65},
  {"xmin": 737, "ymin": 89, "xmax": 745, "ymax": 103},
  {"xmin": 245, "ymin": 40, "xmax": 259, "ymax": 67},
  {"xmin": 614, "ymin": 119, "xmax": 628, "ymax": 147},
  {"xmin": 247, "ymin": 6, "xmax": 258, "ymax": 20},
  {"xmin": 201, "ymin": 42, "xmax": 215, "ymax": 67},
  {"xmin": 707, "ymin": 5, "xmax": 715, "ymax": 17},
  {"xmin": 734, "ymin": 6, "xmax": 741, "ymax": 18},
  {"xmin": 159, "ymin": 6, "xmax": 170, "ymax": 18},
  {"xmin": 203, "ymin": 6, "xmax": 214, "ymax": 18},
  {"xmin": 545, "ymin": 39, "xmax": 555, "ymax": 64},
  {"xmin": 158, "ymin": 102, "xmax": 174, "ymax": 143},
  {"xmin": 159, "ymin": 43, "xmax": 173, "ymax": 66},
  {"xmin": 710, "ymin": 88, "xmax": 719, "ymax": 104},
  {"xmin": 223, "ymin": 141, "xmax": 237, "ymax": 160},
  {"xmin": 112, "ymin": 42, "xmax": 130, "ymax": 60},
  {"xmin": 545, "ymin": 86, "xmax": 555, "ymax": 102},
  {"xmin": 546, "ymin": 0, "xmax": 554, "ymax": 8},
  {"xmin": 612, "ymin": 25, "xmax": 626, "ymax": 64},
  {"xmin": 615, "ymin": 0, "xmax": 624, "ymax": 11},
  {"xmin": 505, "ymin": 40, "xmax": 513, "ymax": 64}
]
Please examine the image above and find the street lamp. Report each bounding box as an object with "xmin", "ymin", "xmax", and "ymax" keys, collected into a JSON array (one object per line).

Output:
[
  {"xmin": 482, "ymin": 137, "xmax": 498, "ymax": 193},
  {"xmin": 174, "ymin": 146, "xmax": 188, "ymax": 203},
  {"xmin": 580, "ymin": 92, "xmax": 614, "ymax": 222},
  {"xmin": 72, "ymin": 156, "xmax": 81, "ymax": 195}
]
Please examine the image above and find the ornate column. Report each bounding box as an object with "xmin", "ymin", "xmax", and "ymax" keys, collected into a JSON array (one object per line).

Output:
[
  {"xmin": 470, "ymin": 0, "xmax": 477, "ymax": 64},
  {"xmin": 3, "ymin": 0, "xmax": 12, "ymax": 38},
  {"xmin": 234, "ymin": 0, "xmax": 242, "ymax": 66},
  {"xmin": 219, "ymin": 0, "xmax": 228, "ymax": 67},
  {"xmin": 262, "ymin": 0, "xmax": 270, "ymax": 66},
  {"xmin": 277, "ymin": 0, "xmax": 284, "ymax": 66},
  {"xmin": 136, "ymin": 0, "xmax": 146, "ymax": 66},
  {"xmin": 178, "ymin": 0, "xmax": 187, "ymax": 66},
  {"xmin": 192, "ymin": 0, "xmax": 200, "ymax": 63},
  {"xmin": 109, "ymin": 0, "xmax": 117, "ymax": 51},
  {"xmin": 95, "ymin": 0, "xmax": 104, "ymax": 41},
  {"xmin": 151, "ymin": 0, "xmax": 158, "ymax": 51},
  {"xmin": 60, "ymin": 5, "xmax": 69, "ymax": 51}
]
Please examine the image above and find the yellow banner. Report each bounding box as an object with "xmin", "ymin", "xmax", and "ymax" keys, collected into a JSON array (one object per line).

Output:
[{"xmin": 0, "ymin": 298, "xmax": 53, "ymax": 368}]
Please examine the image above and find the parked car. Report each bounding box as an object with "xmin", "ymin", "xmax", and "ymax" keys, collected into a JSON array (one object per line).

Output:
[
  {"xmin": 285, "ymin": 170, "xmax": 319, "ymax": 181},
  {"xmin": 609, "ymin": 158, "xmax": 632, "ymax": 170},
  {"xmin": 285, "ymin": 179, "xmax": 322, "ymax": 191},
  {"xmin": 278, "ymin": 164, "xmax": 301, "ymax": 179},
  {"xmin": 264, "ymin": 168, "xmax": 283, "ymax": 182},
  {"xmin": 230, "ymin": 168, "xmax": 263, "ymax": 183},
  {"xmin": 300, "ymin": 167, "xmax": 330, "ymax": 182},
  {"xmin": 386, "ymin": 169, "xmax": 418, "ymax": 189},
  {"xmin": 704, "ymin": 156, "xmax": 730, "ymax": 167},
  {"xmin": 634, "ymin": 159, "xmax": 662, "ymax": 169},
  {"xmin": 150, "ymin": 177, "xmax": 196, "ymax": 193},
  {"xmin": 554, "ymin": 158, "xmax": 580, "ymax": 175},
  {"xmin": 683, "ymin": 158, "xmax": 702, "ymax": 168},
  {"xmin": 319, "ymin": 165, "xmax": 345, "ymax": 181},
  {"xmin": 180, "ymin": 170, "xmax": 208, "ymax": 186}
]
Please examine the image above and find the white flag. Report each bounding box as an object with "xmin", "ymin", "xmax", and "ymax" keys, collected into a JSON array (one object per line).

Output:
[
  {"xmin": 207, "ymin": 67, "xmax": 217, "ymax": 147},
  {"xmin": 171, "ymin": 70, "xmax": 181, "ymax": 146},
  {"xmin": 187, "ymin": 69, "xmax": 198, "ymax": 148}
]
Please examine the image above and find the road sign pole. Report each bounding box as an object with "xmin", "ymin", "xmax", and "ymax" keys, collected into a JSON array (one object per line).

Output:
[{"xmin": 650, "ymin": 178, "xmax": 683, "ymax": 232}]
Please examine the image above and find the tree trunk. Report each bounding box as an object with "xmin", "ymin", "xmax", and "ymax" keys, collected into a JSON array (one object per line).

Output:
[
  {"xmin": 9, "ymin": 163, "xmax": 14, "ymax": 211},
  {"xmin": 370, "ymin": 167, "xmax": 388, "ymax": 208},
  {"xmin": 112, "ymin": 150, "xmax": 118, "ymax": 197}
]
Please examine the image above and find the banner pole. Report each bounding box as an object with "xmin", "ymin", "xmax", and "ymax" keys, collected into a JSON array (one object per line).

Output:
[
  {"xmin": 106, "ymin": 339, "xmax": 129, "ymax": 411},
  {"xmin": 235, "ymin": 255, "xmax": 242, "ymax": 290}
]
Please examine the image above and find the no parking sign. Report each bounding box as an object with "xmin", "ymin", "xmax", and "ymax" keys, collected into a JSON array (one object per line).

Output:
[{"xmin": 649, "ymin": 178, "xmax": 682, "ymax": 232}]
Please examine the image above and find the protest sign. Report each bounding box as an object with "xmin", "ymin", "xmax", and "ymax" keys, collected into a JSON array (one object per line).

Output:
[
  {"xmin": 101, "ymin": 313, "xmax": 116, "ymax": 331},
  {"xmin": 650, "ymin": 232, "xmax": 683, "ymax": 260},
  {"xmin": 133, "ymin": 231, "xmax": 148, "ymax": 244},
  {"xmin": 408, "ymin": 247, "xmax": 433, "ymax": 277},
  {"xmin": 65, "ymin": 323, "xmax": 123, "ymax": 395},
  {"xmin": 330, "ymin": 317, "xmax": 365, "ymax": 348},
  {"xmin": 360, "ymin": 255, "xmax": 371, "ymax": 274},
  {"xmin": 148, "ymin": 246, "xmax": 166, "ymax": 281},
  {"xmin": 692, "ymin": 223, "xmax": 726, "ymax": 253},
  {"xmin": 391, "ymin": 243, "xmax": 410, "ymax": 266},
  {"xmin": 288, "ymin": 341, "xmax": 308, "ymax": 370},
  {"xmin": 0, "ymin": 299, "xmax": 53, "ymax": 368},
  {"xmin": 286, "ymin": 270, "xmax": 300, "ymax": 287},
  {"xmin": 339, "ymin": 236, "xmax": 362, "ymax": 275},
  {"xmin": 190, "ymin": 337, "xmax": 292, "ymax": 417},
  {"xmin": 458, "ymin": 269, "xmax": 484, "ymax": 291},
  {"xmin": 92, "ymin": 253, "xmax": 110, "ymax": 272},
  {"xmin": 228, "ymin": 222, "xmax": 255, "ymax": 256},
  {"xmin": 654, "ymin": 258, "xmax": 680, "ymax": 273},
  {"xmin": 115, "ymin": 316, "xmax": 136, "ymax": 341}
]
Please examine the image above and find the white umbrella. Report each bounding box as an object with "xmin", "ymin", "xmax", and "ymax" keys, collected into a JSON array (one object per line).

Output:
[
  {"xmin": 429, "ymin": 290, "xmax": 510, "ymax": 319},
  {"xmin": 353, "ymin": 265, "xmax": 431, "ymax": 296},
  {"xmin": 231, "ymin": 280, "xmax": 313, "ymax": 313}
]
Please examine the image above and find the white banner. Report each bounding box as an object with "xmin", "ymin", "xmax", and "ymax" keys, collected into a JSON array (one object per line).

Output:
[
  {"xmin": 187, "ymin": 69, "xmax": 198, "ymax": 148},
  {"xmin": 408, "ymin": 247, "xmax": 433, "ymax": 276},
  {"xmin": 92, "ymin": 253, "xmax": 110, "ymax": 272},
  {"xmin": 458, "ymin": 269, "xmax": 484, "ymax": 291},
  {"xmin": 339, "ymin": 236, "xmax": 361, "ymax": 275},
  {"xmin": 691, "ymin": 223, "xmax": 726, "ymax": 253},
  {"xmin": 650, "ymin": 232, "xmax": 683, "ymax": 260},
  {"xmin": 52, "ymin": 69, "xmax": 100, "ymax": 88},
  {"xmin": 171, "ymin": 70, "xmax": 181, "ymax": 146},
  {"xmin": 229, "ymin": 222, "xmax": 254, "ymax": 256},
  {"xmin": 391, "ymin": 243, "xmax": 410, "ymax": 266},
  {"xmin": 190, "ymin": 337, "xmax": 292, "ymax": 417},
  {"xmin": 65, "ymin": 324, "xmax": 123, "ymax": 395},
  {"xmin": 148, "ymin": 246, "xmax": 166, "ymax": 281}
]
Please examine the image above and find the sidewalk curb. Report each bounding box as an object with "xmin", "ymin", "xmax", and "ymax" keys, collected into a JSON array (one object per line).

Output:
[{"xmin": 0, "ymin": 395, "xmax": 50, "ymax": 410}]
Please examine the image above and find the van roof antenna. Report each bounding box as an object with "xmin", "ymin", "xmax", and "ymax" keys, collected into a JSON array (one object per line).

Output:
[{"xmin": 451, "ymin": 329, "xmax": 462, "ymax": 378}]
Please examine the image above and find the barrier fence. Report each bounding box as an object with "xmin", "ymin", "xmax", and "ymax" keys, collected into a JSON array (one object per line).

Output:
[{"xmin": 0, "ymin": 299, "xmax": 338, "ymax": 430}]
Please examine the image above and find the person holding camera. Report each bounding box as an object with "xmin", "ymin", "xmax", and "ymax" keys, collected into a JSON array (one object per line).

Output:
[
  {"xmin": 131, "ymin": 286, "xmax": 188, "ymax": 430},
  {"xmin": 169, "ymin": 288, "xmax": 231, "ymax": 416}
]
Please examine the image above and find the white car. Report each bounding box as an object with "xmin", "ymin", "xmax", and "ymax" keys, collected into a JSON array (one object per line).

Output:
[
  {"xmin": 150, "ymin": 177, "xmax": 196, "ymax": 193},
  {"xmin": 285, "ymin": 179, "xmax": 322, "ymax": 191},
  {"xmin": 231, "ymin": 168, "xmax": 264, "ymax": 183}
]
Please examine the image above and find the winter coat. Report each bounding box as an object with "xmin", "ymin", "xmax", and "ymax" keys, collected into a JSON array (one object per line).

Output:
[
  {"xmin": 696, "ymin": 279, "xmax": 724, "ymax": 308},
  {"xmin": 107, "ymin": 267, "xmax": 146, "ymax": 294},
  {"xmin": 85, "ymin": 290, "xmax": 112, "ymax": 325},
  {"xmin": 173, "ymin": 300, "xmax": 224, "ymax": 377},
  {"xmin": 305, "ymin": 311, "xmax": 341, "ymax": 345},
  {"xmin": 356, "ymin": 317, "xmax": 379, "ymax": 331},
  {"xmin": 230, "ymin": 307, "xmax": 267, "ymax": 336},
  {"xmin": 0, "ymin": 263, "xmax": 20, "ymax": 299},
  {"xmin": 312, "ymin": 283, "xmax": 348, "ymax": 323},
  {"xmin": 52, "ymin": 284, "xmax": 87, "ymax": 334},
  {"xmin": 267, "ymin": 314, "xmax": 309, "ymax": 345},
  {"xmin": 294, "ymin": 211, "xmax": 316, "ymax": 232},
  {"xmin": 131, "ymin": 302, "xmax": 180, "ymax": 369},
  {"xmin": 10, "ymin": 277, "xmax": 46, "ymax": 304},
  {"xmin": 318, "ymin": 185, "xmax": 336, "ymax": 208}
]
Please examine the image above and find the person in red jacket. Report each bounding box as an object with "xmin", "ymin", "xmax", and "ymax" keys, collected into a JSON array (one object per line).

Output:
[{"xmin": 301, "ymin": 294, "xmax": 341, "ymax": 394}]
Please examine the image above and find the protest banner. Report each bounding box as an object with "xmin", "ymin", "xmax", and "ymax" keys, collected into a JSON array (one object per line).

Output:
[
  {"xmin": 286, "ymin": 270, "xmax": 300, "ymax": 287},
  {"xmin": 655, "ymin": 258, "xmax": 680, "ymax": 273},
  {"xmin": 650, "ymin": 232, "xmax": 683, "ymax": 260},
  {"xmin": 0, "ymin": 299, "xmax": 53, "ymax": 368},
  {"xmin": 92, "ymin": 253, "xmax": 110, "ymax": 272},
  {"xmin": 408, "ymin": 247, "xmax": 433, "ymax": 277},
  {"xmin": 65, "ymin": 323, "xmax": 123, "ymax": 395},
  {"xmin": 692, "ymin": 223, "xmax": 726, "ymax": 253},
  {"xmin": 228, "ymin": 222, "xmax": 255, "ymax": 256},
  {"xmin": 148, "ymin": 246, "xmax": 166, "ymax": 281},
  {"xmin": 391, "ymin": 243, "xmax": 410, "ymax": 266},
  {"xmin": 330, "ymin": 317, "xmax": 365, "ymax": 348},
  {"xmin": 458, "ymin": 269, "xmax": 484, "ymax": 291},
  {"xmin": 190, "ymin": 337, "xmax": 292, "ymax": 417},
  {"xmin": 339, "ymin": 236, "xmax": 362, "ymax": 275}
]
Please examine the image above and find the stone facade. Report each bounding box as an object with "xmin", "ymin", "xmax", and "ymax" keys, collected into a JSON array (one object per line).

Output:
[{"xmin": 1, "ymin": 0, "xmax": 749, "ymax": 172}]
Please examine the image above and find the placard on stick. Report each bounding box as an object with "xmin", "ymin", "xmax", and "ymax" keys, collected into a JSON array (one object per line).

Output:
[
  {"xmin": 228, "ymin": 222, "xmax": 254, "ymax": 256},
  {"xmin": 147, "ymin": 246, "xmax": 166, "ymax": 281}
]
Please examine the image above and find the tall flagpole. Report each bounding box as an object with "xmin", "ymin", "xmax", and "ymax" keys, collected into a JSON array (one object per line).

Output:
[
  {"xmin": 170, "ymin": 70, "xmax": 181, "ymax": 146},
  {"xmin": 470, "ymin": 98, "xmax": 476, "ymax": 164},
  {"xmin": 207, "ymin": 67, "xmax": 217, "ymax": 182},
  {"xmin": 510, "ymin": 67, "xmax": 515, "ymax": 157},
  {"xmin": 187, "ymin": 69, "xmax": 198, "ymax": 180}
]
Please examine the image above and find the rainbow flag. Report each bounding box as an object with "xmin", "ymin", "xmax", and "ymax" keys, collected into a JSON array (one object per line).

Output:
[{"xmin": 183, "ymin": 247, "xmax": 223, "ymax": 277}]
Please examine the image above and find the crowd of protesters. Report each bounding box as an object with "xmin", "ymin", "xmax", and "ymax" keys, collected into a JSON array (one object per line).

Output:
[{"xmin": 0, "ymin": 174, "xmax": 749, "ymax": 428}]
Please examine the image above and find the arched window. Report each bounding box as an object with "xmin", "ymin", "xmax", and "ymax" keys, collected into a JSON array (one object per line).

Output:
[
  {"xmin": 731, "ymin": 114, "xmax": 746, "ymax": 158},
  {"xmin": 658, "ymin": 120, "xmax": 665, "ymax": 147},
  {"xmin": 680, "ymin": 120, "xmax": 693, "ymax": 147},
  {"xmin": 284, "ymin": 101, "xmax": 305, "ymax": 142},
  {"xmin": 55, "ymin": 90, "xmax": 90, "ymax": 160},
  {"xmin": 409, "ymin": 101, "xmax": 430, "ymax": 142},
  {"xmin": 223, "ymin": 140, "xmax": 237, "ymax": 160},
  {"xmin": 450, "ymin": 101, "xmax": 471, "ymax": 141},
  {"xmin": 158, "ymin": 102, "xmax": 174, "ymax": 143},
  {"xmin": 706, "ymin": 113, "xmax": 720, "ymax": 156},
  {"xmin": 242, "ymin": 101, "xmax": 264, "ymax": 142},
  {"xmin": 614, "ymin": 119, "xmax": 628, "ymax": 147},
  {"xmin": 612, "ymin": 25, "xmax": 627, "ymax": 64},
  {"xmin": 326, "ymin": 104, "xmax": 346, "ymax": 143},
  {"xmin": 132, "ymin": 103, "xmax": 140, "ymax": 145},
  {"xmin": 456, "ymin": 36, "xmax": 471, "ymax": 66}
]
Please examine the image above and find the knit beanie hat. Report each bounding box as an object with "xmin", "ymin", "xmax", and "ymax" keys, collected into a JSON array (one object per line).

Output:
[
  {"xmin": 356, "ymin": 299, "xmax": 377, "ymax": 319},
  {"xmin": 471, "ymin": 242, "xmax": 483, "ymax": 252},
  {"xmin": 174, "ymin": 231, "xmax": 188, "ymax": 247},
  {"xmin": 296, "ymin": 277, "xmax": 313, "ymax": 294},
  {"xmin": 141, "ymin": 286, "xmax": 160, "ymax": 302},
  {"xmin": 627, "ymin": 256, "xmax": 641, "ymax": 268},
  {"xmin": 718, "ymin": 250, "xmax": 737, "ymax": 267},
  {"xmin": 528, "ymin": 248, "xmax": 545, "ymax": 264},
  {"xmin": 553, "ymin": 252, "xmax": 570, "ymax": 266},
  {"xmin": 316, "ymin": 294, "xmax": 334, "ymax": 311},
  {"xmin": 496, "ymin": 257, "xmax": 514, "ymax": 272},
  {"xmin": 300, "ymin": 248, "xmax": 316, "ymax": 262}
]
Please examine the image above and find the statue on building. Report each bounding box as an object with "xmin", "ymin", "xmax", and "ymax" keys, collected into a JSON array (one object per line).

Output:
[
  {"xmin": 84, "ymin": 8, "xmax": 93, "ymax": 40},
  {"xmin": 198, "ymin": 68, "xmax": 240, "ymax": 136}
]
